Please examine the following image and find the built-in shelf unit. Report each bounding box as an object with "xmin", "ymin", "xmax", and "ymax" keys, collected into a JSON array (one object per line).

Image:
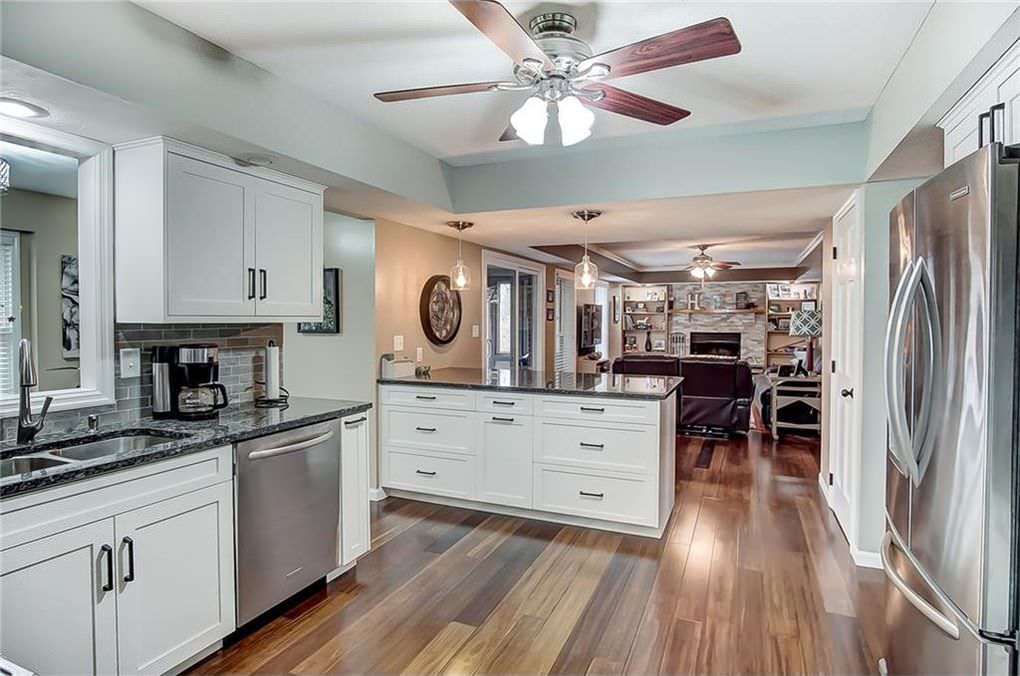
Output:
[
  {"xmin": 765, "ymin": 283, "xmax": 819, "ymax": 370},
  {"xmin": 622, "ymin": 285, "xmax": 670, "ymax": 353}
]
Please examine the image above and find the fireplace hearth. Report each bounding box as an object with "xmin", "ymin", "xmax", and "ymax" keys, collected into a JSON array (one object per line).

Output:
[{"xmin": 689, "ymin": 331, "xmax": 741, "ymax": 358}]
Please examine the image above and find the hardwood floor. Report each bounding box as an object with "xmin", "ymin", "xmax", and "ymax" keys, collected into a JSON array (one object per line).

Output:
[{"xmin": 191, "ymin": 432, "xmax": 886, "ymax": 675}]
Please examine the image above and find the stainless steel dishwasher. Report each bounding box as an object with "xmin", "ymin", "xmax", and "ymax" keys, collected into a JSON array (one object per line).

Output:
[{"xmin": 235, "ymin": 420, "xmax": 340, "ymax": 626}]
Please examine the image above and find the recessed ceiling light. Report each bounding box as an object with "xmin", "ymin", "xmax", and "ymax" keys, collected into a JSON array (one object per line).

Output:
[{"xmin": 0, "ymin": 97, "xmax": 50, "ymax": 119}]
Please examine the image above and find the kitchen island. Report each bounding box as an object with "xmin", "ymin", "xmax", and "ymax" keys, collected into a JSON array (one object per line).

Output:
[{"xmin": 378, "ymin": 368, "xmax": 682, "ymax": 538}]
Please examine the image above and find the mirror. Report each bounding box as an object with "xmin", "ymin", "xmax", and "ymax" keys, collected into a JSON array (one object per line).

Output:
[{"xmin": 0, "ymin": 139, "xmax": 80, "ymax": 393}]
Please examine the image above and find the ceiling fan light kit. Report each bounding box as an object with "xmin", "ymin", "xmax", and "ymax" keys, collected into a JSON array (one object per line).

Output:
[
  {"xmin": 686, "ymin": 244, "xmax": 740, "ymax": 285},
  {"xmin": 572, "ymin": 209, "xmax": 602, "ymax": 290},
  {"xmin": 446, "ymin": 221, "xmax": 474, "ymax": 290},
  {"xmin": 374, "ymin": 1, "xmax": 741, "ymax": 147}
]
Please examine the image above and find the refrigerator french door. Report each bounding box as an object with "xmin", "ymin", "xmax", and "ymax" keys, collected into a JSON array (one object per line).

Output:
[{"xmin": 882, "ymin": 143, "xmax": 1020, "ymax": 675}]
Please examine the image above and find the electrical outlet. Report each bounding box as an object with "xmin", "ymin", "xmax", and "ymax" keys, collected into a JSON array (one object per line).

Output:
[
  {"xmin": 471, "ymin": 324, "xmax": 480, "ymax": 338},
  {"xmin": 393, "ymin": 335, "xmax": 404, "ymax": 352},
  {"xmin": 416, "ymin": 347, "xmax": 424, "ymax": 362},
  {"xmin": 119, "ymin": 347, "xmax": 141, "ymax": 378}
]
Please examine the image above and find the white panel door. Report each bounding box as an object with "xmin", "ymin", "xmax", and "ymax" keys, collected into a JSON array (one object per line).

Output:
[
  {"xmin": 829, "ymin": 195, "xmax": 863, "ymax": 540},
  {"xmin": 115, "ymin": 482, "xmax": 235, "ymax": 676},
  {"xmin": 166, "ymin": 153, "xmax": 255, "ymax": 317},
  {"xmin": 341, "ymin": 413, "xmax": 371, "ymax": 566},
  {"xmin": 254, "ymin": 182, "xmax": 322, "ymax": 317},
  {"xmin": 477, "ymin": 414, "xmax": 533, "ymax": 508},
  {"xmin": 0, "ymin": 519, "xmax": 117, "ymax": 676}
]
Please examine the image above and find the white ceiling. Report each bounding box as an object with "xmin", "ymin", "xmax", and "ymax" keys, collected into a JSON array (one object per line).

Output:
[
  {"xmin": 389, "ymin": 183, "xmax": 854, "ymax": 267},
  {"xmin": 0, "ymin": 139, "xmax": 78, "ymax": 199},
  {"xmin": 137, "ymin": 0, "xmax": 933, "ymax": 163}
]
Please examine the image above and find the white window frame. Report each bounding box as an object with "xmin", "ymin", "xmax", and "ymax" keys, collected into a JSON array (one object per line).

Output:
[
  {"xmin": 480, "ymin": 250, "xmax": 545, "ymax": 372},
  {"xmin": 0, "ymin": 118, "xmax": 115, "ymax": 415}
]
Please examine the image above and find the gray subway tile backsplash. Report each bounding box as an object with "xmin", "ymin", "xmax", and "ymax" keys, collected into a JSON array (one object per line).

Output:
[{"xmin": 0, "ymin": 323, "xmax": 283, "ymax": 440}]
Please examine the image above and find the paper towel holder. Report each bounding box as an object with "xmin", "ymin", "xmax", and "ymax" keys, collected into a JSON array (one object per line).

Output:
[{"xmin": 253, "ymin": 339, "xmax": 290, "ymax": 409}]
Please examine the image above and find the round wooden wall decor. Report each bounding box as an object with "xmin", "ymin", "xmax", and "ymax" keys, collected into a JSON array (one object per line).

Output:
[{"xmin": 419, "ymin": 274, "xmax": 462, "ymax": 345}]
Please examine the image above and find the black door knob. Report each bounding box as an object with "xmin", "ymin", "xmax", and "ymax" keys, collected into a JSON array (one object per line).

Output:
[{"xmin": 841, "ymin": 388, "xmax": 854, "ymax": 399}]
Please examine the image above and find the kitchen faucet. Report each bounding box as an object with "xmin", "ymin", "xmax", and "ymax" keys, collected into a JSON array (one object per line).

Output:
[{"xmin": 17, "ymin": 338, "xmax": 52, "ymax": 445}]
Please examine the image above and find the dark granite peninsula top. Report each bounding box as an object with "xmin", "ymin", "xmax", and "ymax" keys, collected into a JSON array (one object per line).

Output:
[
  {"xmin": 378, "ymin": 367, "xmax": 682, "ymax": 401},
  {"xmin": 0, "ymin": 397, "xmax": 371, "ymax": 499}
]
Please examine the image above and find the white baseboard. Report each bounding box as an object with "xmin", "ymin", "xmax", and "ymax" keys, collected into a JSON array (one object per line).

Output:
[
  {"xmin": 326, "ymin": 560, "xmax": 357, "ymax": 582},
  {"xmin": 852, "ymin": 546, "xmax": 882, "ymax": 569},
  {"xmin": 817, "ymin": 473, "xmax": 830, "ymax": 504},
  {"xmin": 369, "ymin": 487, "xmax": 387, "ymax": 502}
]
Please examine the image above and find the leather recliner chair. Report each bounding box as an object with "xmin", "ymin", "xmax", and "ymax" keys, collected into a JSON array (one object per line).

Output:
[{"xmin": 676, "ymin": 357, "xmax": 753, "ymax": 434}]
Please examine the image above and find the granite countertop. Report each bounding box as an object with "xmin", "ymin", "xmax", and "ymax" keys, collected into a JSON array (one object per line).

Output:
[
  {"xmin": 378, "ymin": 367, "xmax": 682, "ymax": 401},
  {"xmin": 0, "ymin": 397, "xmax": 372, "ymax": 499}
]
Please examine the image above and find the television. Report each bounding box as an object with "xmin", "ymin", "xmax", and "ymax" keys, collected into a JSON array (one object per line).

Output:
[{"xmin": 577, "ymin": 304, "xmax": 603, "ymax": 355}]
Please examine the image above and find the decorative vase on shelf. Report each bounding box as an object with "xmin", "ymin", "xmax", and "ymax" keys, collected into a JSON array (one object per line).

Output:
[{"xmin": 645, "ymin": 330, "xmax": 652, "ymax": 352}]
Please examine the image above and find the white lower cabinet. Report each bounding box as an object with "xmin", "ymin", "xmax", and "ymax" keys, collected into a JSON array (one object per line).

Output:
[
  {"xmin": 532, "ymin": 464, "xmax": 657, "ymax": 527},
  {"xmin": 340, "ymin": 413, "xmax": 371, "ymax": 566},
  {"xmin": 0, "ymin": 447, "xmax": 235, "ymax": 676},
  {"xmin": 0, "ymin": 519, "xmax": 118, "ymax": 675},
  {"xmin": 115, "ymin": 482, "xmax": 235, "ymax": 676},
  {"xmin": 386, "ymin": 449, "xmax": 475, "ymax": 498},
  {"xmin": 477, "ymin": 414, "xmax": 533, "ymax": 508}
]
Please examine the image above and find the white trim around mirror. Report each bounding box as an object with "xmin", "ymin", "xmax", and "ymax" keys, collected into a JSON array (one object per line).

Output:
[{"xmin": 0, "ymin": 117, "xmax": 115, "ymax": 417}]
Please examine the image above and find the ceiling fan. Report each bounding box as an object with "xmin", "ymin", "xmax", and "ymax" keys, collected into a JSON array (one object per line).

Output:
[
  {"xmin": 684, "ymin": 244, "xmax": 741, "ymax": 282},
  {"xmin": 373, "ymin": 0, "xmax": 741, "ymax": 147}
]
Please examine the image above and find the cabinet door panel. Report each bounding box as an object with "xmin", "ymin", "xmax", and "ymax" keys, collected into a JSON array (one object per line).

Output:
[
  {"xmin": 254, "ymin": 183, "xmax": 322, "ymax": 317},
  {"xmin": 477, "ymin": 415, "xmax": 533, "ymax": 508},
  {"xmin": 0, "ymin": 519, "xmax": 117, "ymax": 675},
  {"xmin": 115, "ymin": 482, "xmax": 235, "ymax": 676},
  {"xmin": 167, "ymin": 153, "xmax": 255, "ymax": 317},
  {"xmin": 341, "ymin": 415, "xmax": 371, "ymax": 565}
]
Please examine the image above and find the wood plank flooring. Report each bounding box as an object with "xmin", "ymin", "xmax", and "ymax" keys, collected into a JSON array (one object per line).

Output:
[{"xmin": 190, "ymin": 432, "xmax": 886, "ymax": 675}]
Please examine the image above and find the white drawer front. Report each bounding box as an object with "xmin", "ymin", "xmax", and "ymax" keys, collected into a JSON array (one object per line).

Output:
[
  {"xmin": 536, "ymin": 396, "xmax": 657, "ymax": 426},
  {"xmin": 477, "ymin": 415, "xmax": 533, "ymax": 508},
  {"xmin": 384, "ymin": 449, "xmax": 474, "ymax": 499},
  {"xmin": 477, "ymin": 392, "xmax": 534, "ymax": 415},
  {"xmin": 533, "ymin": 465, "xmax": 657, "ymax": 527},
  {"xmin": 534, "ymin": 419, "xmax": 657, "ymax": 475},
  {"xmin": 380, "ymin": 385, "xmax": 475, "ymax": 411},
  {"xmin": 382, "ymin": 406, "xmax": 476, "ymax": 455}
]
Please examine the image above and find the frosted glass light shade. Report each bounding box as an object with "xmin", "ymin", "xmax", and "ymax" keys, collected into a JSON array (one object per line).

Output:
[
  {"xmin": 511, "ymin": 96, "xmax": 548, "ymax": 146},
  {"xmin": 690, "ymin": 267, "xmax": 706, "ymax": 279},
  {"xmin": 557, "ymin": 96, "xmax": 594, "ymax": 146},
  {"xmin": 575, "ymin": 254, "xmax": 598, "ymax": 289},
  {"xmin": 450, "ymin": 259, "xmax": 471, "ymax": 290},
  {"xmin": 705, "ymin": 267, "xmax": 717, "ymax": 278}
]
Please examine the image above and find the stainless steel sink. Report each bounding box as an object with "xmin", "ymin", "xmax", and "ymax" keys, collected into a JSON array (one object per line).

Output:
[
  {"xmin": 0, "ymin": 455, "xmax": 72, "ymax": 477},
  {"xmin": 48, "ymin": 433, "xmax": 177, "ymax": 461}
]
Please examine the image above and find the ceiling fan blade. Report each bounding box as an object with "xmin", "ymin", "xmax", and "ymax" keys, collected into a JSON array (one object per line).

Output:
[
  {"xmin": 449, "ymin": 0, "xmax": 553, "ymax": 69},
  {"xmin": 582, "ymin": 84, "xmax": 690, "ymax": 125},
  {"xmin": 374, "ymin": 81, "xmax": 505, "ymax": 102},
  {"xmin": 715, "ymin": 261, "xmax": 742, "ymax": 267},
  {"xmin": 580, "ymin": 17, "xmax": 741, "ymax": 80},
  {"xmin": 498, "ymin": 125, "xmax": 519, "ymax": 142}
]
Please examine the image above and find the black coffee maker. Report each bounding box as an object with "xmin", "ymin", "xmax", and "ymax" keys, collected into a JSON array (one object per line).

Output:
[{"xmin": 152, "ymin": 344, "xmax": 229, "ymax": 420}]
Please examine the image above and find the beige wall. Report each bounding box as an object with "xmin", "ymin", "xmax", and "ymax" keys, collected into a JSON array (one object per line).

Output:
[
  {"xmin": 375, "ymin": 219, "xmax": 484, "ymax": 369},
  {"xmin": 0, "ymin": 188, "xmax": 79, "ymax": 391}
]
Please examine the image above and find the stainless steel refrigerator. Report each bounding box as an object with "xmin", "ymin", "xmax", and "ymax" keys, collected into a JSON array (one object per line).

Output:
[{"xmin": 882, "ymin": 143, "xmax": 1019, "ymax": 675}]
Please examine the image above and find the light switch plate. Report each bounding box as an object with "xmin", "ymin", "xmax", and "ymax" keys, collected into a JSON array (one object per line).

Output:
[
  {"xmin": 471, "ymin": 324, "xmax": 480, "ymax": 338},
  {"xmin": 119, "ymin": 347, "xmax": 141, "ymax": 378},
  {"xmin": 416, "ymin": 347, "xmax": 424, "ymax": 362},
  {"xmin": 393, "ymin": 335, "xmax": 404, "ymax": 352}
]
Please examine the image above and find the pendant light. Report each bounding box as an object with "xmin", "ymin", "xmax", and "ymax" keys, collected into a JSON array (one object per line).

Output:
[
  {"xmin": 446, "ymin": 221, "xmax": 474, "ymax": 290},
  {"xmin": 571, "ymin": 209, "xmax": 602, "ymax": 290}
]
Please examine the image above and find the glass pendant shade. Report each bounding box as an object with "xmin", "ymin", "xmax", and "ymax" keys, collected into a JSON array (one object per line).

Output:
[
  {"xmin": 574, "ymin": 254, "xmax": 598, "ymax": 290},
  {"xmin": 450, "ymin": 258, "xmax": 471, "ymax": 291},
  {"xmin": 511, "ymin": 96, "xmax": 548, "ymax": 146},
  {"xmin": 557, "ymin": 96, "xmax": 594, "ymax": 147}
]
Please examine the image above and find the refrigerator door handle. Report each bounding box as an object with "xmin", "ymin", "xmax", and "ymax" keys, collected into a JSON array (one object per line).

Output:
[
  {"xmin": 911, "ymin": 258, "xmax": 944, "ymax": 486},
  {"xmin": 881, "ymin": 530, "xmax": 961, "ymax": 640},
  {"xmin": 884, "ymin": 259, "xmax": 917, "ymax": 478}
]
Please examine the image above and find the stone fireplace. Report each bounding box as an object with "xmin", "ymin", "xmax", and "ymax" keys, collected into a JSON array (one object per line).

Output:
[{"xmin": 690, "ymin": 331, "xmax": 741, "ymax": 357}]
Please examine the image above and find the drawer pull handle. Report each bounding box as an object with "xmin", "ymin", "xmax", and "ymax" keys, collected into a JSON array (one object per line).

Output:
[
  {"xmin": 416, "ymin": 395, "xmax": 437, "ymax": 401},
  {"xmin": 579, "ymin": 491, "xmax": 605, "ymax": 499},
  {"xmin": 492, "ymin": 416, "xmax": 515, "ymax": 423},
  {"xmin": 415, "ymin": 426, "xmax": 437, "ymax": 432},
  {"xmin": 345, "ymin": 417, "xmax": 367, "ymax": 427},
  {"xmin": 416, "ymin": 470, "xmax": 437, "ymax": 476},
  {"xmin": 579, "ymin": 442, "xmax": 605, "ymax": 449},
  {"xmin": 580, "ymin": 406, "xmax": 605, "ymax": 413},
  {"xmin": 492, "ymin": 400, "xmax": 516, "ymax": 406}
]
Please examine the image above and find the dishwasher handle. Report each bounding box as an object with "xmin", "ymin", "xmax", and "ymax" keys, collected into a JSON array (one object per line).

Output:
[{"xmin": 246, "ymin": 429, "xmax": 335, "ymax": 461}]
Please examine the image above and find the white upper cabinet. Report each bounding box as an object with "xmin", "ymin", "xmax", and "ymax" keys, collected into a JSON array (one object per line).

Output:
[
  {"xmin": 939, "ymin": 41, "xmax": 1020, "ymax": 167},
  {"xmin": 115, "ymin": 137, "xmax": 324, "ymax": 323}
]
